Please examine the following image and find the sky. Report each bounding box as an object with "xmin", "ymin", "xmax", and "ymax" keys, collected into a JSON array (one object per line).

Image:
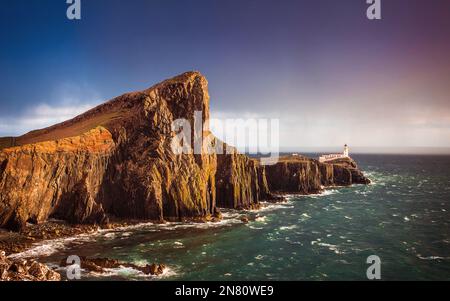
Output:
[{"xmin": 0, "ymin": 0, "xmax": 449, "ymax": 153}]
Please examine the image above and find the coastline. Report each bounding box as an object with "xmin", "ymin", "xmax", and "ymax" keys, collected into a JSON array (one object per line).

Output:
[{"xmin": 0, "ymin": 184, "xmax": 359, "ymax": 281}]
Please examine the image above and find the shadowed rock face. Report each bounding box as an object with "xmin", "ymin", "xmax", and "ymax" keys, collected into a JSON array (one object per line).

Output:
[
  {"xmin": 0, "ymin": 72, "xmax": 370, "ymax": 231},
  {"xmin": 215, "ymin": 149, "xmax": 270, "ymax": 210},
  {"xmin": 264, "ymin": 155, "xmax": 370, "ymax": 194}
]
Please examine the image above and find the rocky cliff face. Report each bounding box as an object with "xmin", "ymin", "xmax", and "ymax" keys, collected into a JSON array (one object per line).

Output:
[
  {"xmin": 1, "ymin": 72, "xmax": 220, "ymax": 230},
  {"xmin": 0, "ymin": 127, "xmax": 114, "ymax": 230},
  {"xmin": 215, "ymin": 148, "xmax": 270, "ymax": 210},
  {"xmin": 264, "ymin": 155, "xmax": 370, "ymax": 194},
  {"xmin": 0, "ymin": 72, "xmax": 370, "ymax": 231}
]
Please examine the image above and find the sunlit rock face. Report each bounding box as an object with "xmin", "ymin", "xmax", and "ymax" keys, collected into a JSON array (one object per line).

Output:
[{"xmin": 0, "ymin": 72, "xmax": 217, "ymax": 230}]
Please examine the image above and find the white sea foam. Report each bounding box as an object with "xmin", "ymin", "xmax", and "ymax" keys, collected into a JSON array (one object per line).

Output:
[
  {"xmin": 311, "ymin": 241, "xmax": 344, "ymax": 255},
  {"xmin": 254, "ymin": 216, "xmax": 267, "ymax": 223},
  {"xmin": 417, "ymin": 255, "xmax": 449, "ymax": 261},
  {"xmin": 256, "ymin": 202, "xmax": 294, "ymax": 213},
  {"xmin": 8, "ymin": 218, "xmax": 242, "ymax": 259},
  {"xmin": 304, "ymin": 189, "xmax": 341, "ymax": 199},
  {"xmin": 88, "ymin": 265, "xmax": 178, "ymax": 280},
  {"xmin": 247, "ymin": 225, "xmax": 264, "ymax": 230},
  {"xmin": 8, "ymin": 233, "xmax": 96, "ymax": 260},
  {"xmin": 279, "ymin": 225, "xmax": 297, "ymax": 231},
  {"xmin": 174, "ymin": 241, "xmax": 184, "ymax": 247}
]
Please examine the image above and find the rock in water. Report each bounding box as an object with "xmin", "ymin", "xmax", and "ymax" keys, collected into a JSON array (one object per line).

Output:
[
  {"xmin": 59, "ymin": 256, "xmax": 166, "ymax": 276},
  {"xmin": 0, "ymin": 250, "xmax": 61, "ymax": 281}
]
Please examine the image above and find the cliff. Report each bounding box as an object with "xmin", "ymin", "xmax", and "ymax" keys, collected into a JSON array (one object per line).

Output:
[
  {"xmin": 0, "ymin": 72, "xmax": 370, "ymax": 231},
  {"xmin": 215, "ymin": 147, "xmax": 270, "ymax": 210},
  {"xmin": 264, "ymin": 155, "xmax": 370, "ymax": 194},
  {"xmin": 1, "ymin": 72, "xmax": 220, "ymax": 230}
]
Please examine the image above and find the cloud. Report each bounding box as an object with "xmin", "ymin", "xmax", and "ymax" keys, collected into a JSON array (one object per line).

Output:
[
  {"xmin": 0, "ymin": 102, "xmax": 99, "ymax": 137},
  {"xmin": 0, "ymin": 80, "xmax": 104, "ymax": 137}
]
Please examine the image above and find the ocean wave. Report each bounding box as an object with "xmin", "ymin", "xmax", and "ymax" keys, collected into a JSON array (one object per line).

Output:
[
  {"xmin": 417, "ymin": 255, "xmax": 450, "ymax": 261},
  {"xmin": 9, "ymin": 197, "xmax": 299, "ymax": 261},
  {"xmin": 8, "ymin": 209, "xmax": 253, "ymax": 259},
  {"xmin": 311, "ymin": 241, "xmax": 344, "ymax": 255},
  {"xmin": 256, "ymin": 202, "xmax": 294, "ymax": 213},
  {"xmin": 8, "ymin": 233, "xmax": 96, "ymax": 260},
  {"xmin": 254, "ymin": 216, "xmax": 267, "ymax": 223},
  {"xmin": 85, "ymin": 264, "xmax": 178, "ymax": 280},
  {"xmin": 302, "ymin": 189, "xmax": 341, "ymax": 199},
  {"xmin": 279, "ymin": 225, "xmax": 297, "ymax": 231},
  {"xmin": 247, "ymin": 225, "xmax": 264, "ymax": 230}
]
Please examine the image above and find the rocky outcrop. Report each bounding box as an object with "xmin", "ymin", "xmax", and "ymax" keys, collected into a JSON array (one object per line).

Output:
[
  {"xmin": 264, "ymin": 155, "xmax": 370, "ymax": 194},
  {"xmin": 59, "ymin": 257, "xmax": 166, "ymax": 276},
  {"xmin": 215, "ymin": 148, "xmax": 270, "ymax": 210},
  {"xmin": 0, "ymin": 72, "xmax": 220, "ymax": 230},
  {"xmin": 0, "ymin": 71, "xmax": 370, "ymax": 232},
  {"xmin": 0, "ymin": 250, "xmax": 61, "ymax": 281},
  {"xmin": 327, "ymin": 157, "xmax": 371, "ymax": 185}
]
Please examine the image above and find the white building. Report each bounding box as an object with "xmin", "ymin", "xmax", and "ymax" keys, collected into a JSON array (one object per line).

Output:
[{"xmin": 319, "ymin": 144, "xmax": 349, "ymax": 163}]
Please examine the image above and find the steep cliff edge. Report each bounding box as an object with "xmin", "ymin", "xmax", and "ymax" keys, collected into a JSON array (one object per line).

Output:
[
  {"xmin": 264, "ymin": 155, "xmax": 370, "ymax": 194},
  {"xmin": 0, "ymin": 72, "xmax": 370, "ymax": 231},
  {"xmin": 1, "ymin": 72, "xmax": 221, "ymax": 230},
  {"xmin": 215, "ymin": 147, "xmax": 270, "ymax": 210}
]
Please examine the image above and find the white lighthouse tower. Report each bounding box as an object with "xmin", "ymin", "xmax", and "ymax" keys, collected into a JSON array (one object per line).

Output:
[{"xmin": 343, "ymin": 144, "xmax": 349, "ymax": 157}]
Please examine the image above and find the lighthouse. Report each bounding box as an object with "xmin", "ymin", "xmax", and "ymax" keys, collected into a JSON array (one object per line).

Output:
[
  {"xmin": 343, "ymin": 144, "xmax": 349, "ymax": 157},
  {"xmin": 319, "ymin": 144, "xmax": 350, "ymax": 163}
]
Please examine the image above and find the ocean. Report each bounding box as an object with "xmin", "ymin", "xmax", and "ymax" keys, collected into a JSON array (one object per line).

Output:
[{"xmin": 11, "ymin": 154, "xmax": 450, "ymax": 281}]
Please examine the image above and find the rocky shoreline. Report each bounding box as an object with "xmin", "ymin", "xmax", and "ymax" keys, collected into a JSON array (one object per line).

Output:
[
  {"xmin": 0, "ymin": 183, "xmax": 367, "ymax": 281},
  {"xmin": 0, "ymin": 250, "xmax": 61, "ymax": 281}
]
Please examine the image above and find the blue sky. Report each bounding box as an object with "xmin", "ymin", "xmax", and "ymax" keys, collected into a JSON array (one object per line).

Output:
[{"xmin": 1, "ymin": 0, "xmax": 450, "ymax": 152}]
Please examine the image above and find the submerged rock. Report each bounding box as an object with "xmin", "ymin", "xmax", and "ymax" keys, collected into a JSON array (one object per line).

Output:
[{"xmin": 240, "ymin": 216, "xmax": 250, "ymax": 224}]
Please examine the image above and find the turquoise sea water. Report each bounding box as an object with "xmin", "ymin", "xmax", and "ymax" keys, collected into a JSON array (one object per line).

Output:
[{"xmin": 13, "ymin": 155, "xmax": 450, "ymax": 280}]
